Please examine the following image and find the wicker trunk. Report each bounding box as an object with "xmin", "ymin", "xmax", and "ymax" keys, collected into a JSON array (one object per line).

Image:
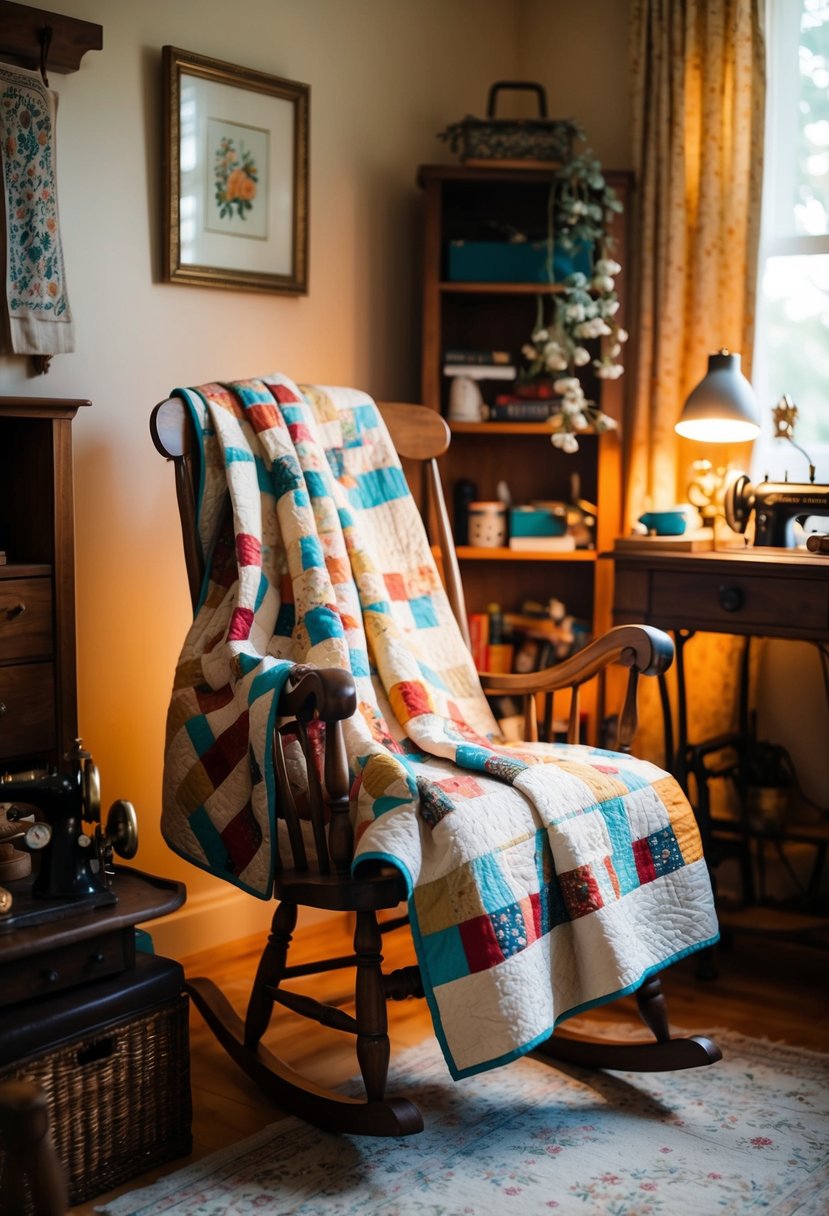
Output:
[{"xmin": 0, "ymin": 954, "xmax": 192, "ymax": 1208}]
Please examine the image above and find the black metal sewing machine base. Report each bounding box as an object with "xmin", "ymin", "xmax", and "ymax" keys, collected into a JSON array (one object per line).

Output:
[{"xmin": 0, "ymin": 873, "xmax": 116, "ymax": 934}]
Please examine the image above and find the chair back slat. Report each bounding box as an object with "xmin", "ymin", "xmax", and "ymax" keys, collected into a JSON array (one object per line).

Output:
[
  {"xmin": 272, "ymin": 728, "xmax": 307, "ymax": 872},
  {"xmin": 523, "ymin": 694, "xmax": 538, "ymax": 743},
  {"xmin": 568, "ymin": 687, "xmax": 581, "ymax": 744}
]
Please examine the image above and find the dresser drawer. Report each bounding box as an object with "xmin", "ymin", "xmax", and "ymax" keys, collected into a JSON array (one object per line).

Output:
[
  {"xmin": 0, "ymin": 577, "xmax": 53, "ymax": 662},
  {"xmin": 650, "ymin": 570, "xmax": 828, "ymax": 632},
  {"xmin": 0, "ymin": 661, "xmax": 56, "ymax": 760}
]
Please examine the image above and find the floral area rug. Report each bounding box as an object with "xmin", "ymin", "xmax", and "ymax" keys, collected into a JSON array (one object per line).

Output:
[{"xmin": 98, "ymin": 1029, "xmax": 829, "ymax": 1216}]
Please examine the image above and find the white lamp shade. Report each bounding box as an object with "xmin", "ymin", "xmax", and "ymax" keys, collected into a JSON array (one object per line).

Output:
[{"xmin": 675, "ymin": 351, "xmax": 761, "ymax": 442}]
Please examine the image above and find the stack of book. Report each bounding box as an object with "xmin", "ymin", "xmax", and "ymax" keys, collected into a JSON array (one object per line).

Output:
[{"xmin": 443, "ymin": 349, "xmax": 516, "ymax": 382}]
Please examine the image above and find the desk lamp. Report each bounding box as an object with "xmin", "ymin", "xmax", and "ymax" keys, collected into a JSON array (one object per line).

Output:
[
  {"xmin": 675, "ymin": 350, "xmax": 761, "ymax": 443},
  {"xmin": 675, "ymin": 350, "xmax": 760, "ymax": 525}
]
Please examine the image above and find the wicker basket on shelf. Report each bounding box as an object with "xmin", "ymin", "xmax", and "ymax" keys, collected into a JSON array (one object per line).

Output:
[{"xmin": 438, "ymin": 81, "xmax": 578, "ymax": 165}]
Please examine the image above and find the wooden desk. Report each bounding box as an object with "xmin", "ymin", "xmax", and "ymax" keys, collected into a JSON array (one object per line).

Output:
[
  {"xmin": 611, "ymin": 545, "xmax": 829, "ymax": 929},
  {"xmin": 611, "ymin": 545, "xmax": 828, "ymax": 771},
  {"xmin": 612, "ymin": 546, "xmax": 828, "ymax": 642}
]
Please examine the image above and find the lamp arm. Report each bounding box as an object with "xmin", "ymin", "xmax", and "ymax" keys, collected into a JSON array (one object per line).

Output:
[{"xmin": 784, "ymin": 436, "xmax": 816, "ymax": 484}]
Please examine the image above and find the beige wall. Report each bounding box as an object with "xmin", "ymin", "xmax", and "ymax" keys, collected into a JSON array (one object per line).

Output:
[{"xmin": 0, "ymin": 0, "xmax": 632, "ymax": 954}]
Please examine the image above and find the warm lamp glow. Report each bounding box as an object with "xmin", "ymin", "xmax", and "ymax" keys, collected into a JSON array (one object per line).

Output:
[{"xmin": 675, "ymin": 350, "xmax": 760, "ymax": 443}]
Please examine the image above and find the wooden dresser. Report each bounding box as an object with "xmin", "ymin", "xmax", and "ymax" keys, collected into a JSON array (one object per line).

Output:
[{"xmin": 0, "ymin": 397, "xmax": 89, "ymax": 771}]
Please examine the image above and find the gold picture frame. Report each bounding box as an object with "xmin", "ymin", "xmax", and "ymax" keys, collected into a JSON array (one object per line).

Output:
[{"xmin": 162, "ymin": 46, "xmax": 309, "ymax": 294}]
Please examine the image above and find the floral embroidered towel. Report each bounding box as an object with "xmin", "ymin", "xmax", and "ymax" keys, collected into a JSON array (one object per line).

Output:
[{"xmin": 0, "ymin": 64, "xmax": 74, "ymax": 356}]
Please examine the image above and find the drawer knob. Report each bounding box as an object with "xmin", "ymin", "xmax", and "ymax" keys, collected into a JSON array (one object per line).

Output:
[
  {"xmin": 42, "ymin": 969, "xmax": 59, "ymax": 984},
  {"xmin": 718, "ymin": 584, "xmax": 744, "ymax": 613},
  {"xmin": 4, "ymin": 602, "xmax": 26, "ymax": 621},
  {"xmin": 0, "ymin": 702, "xmax": 5, "ymax": 718}
]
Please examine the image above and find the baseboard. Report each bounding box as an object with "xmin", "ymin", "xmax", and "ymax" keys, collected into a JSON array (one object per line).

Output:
[{"xmin": 140, "ymin": 886, "xmax": 335, "ymax": 960}]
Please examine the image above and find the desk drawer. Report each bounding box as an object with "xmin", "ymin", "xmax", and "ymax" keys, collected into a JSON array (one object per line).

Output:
[
  {"xmin": 0, "ymin": 577, "xmax": 53, "ymax": 662},
  {"xmin": 0, "ymin": 929, "xmax": 130, "ymax": 1008},
  {"xmin": 651, "ymin": 570, "xmax": 828, "ymax": 632},
  {"xmin": 0, "ymin": 661, "xmax": 56, "ymax": 760}
]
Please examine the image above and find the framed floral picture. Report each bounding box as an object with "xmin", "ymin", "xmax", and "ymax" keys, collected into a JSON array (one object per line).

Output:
[{"xmin": 162, "ymin": 47, "xmax": 309, "ymax": 294}]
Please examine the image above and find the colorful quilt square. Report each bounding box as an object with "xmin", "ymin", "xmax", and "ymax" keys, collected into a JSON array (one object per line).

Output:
[
  {"xmin": 559, "ymin": 863, "xmax": 605, "ymax": 918},
  {"xmin": 416, "ymin": 776, "xmax": 455, "ymax": 829},
  {"xmin": 410, "ymin": 595, "xmax": 438, "ymax": 628},
  {"xmin": 490, "ymin": 899, "xmax": 533, "ymax": 959},
  {"xmin": 418, "ymin": 922, "xmax": 470, "ymax": 987},
  {"xmin": 647, "ymin": 825, "xmax": 685, "ymax": 877},
  {"xmin": 383, "ymin": 572, "xmax": 408, "ymax": 601}
]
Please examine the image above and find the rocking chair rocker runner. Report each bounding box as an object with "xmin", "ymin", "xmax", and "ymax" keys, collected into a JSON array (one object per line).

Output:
[{"xmin": 151, "ymin": 390, "xmax": 720, "ymax": 1138}]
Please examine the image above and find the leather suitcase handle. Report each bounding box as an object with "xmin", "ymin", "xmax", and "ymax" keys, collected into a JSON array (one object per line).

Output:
[{"xmin": 486, "ymin": 81, "xmax": 548, "ymax": 118}]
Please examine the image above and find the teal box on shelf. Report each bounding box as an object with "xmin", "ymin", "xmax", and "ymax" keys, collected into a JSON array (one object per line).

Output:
[
  {"xmin": 447, "ymin": 240, "xmax": 593, "ymax": 283},
  {"xmin": 509, "ymin": 506, "xmax": 567, "ymax": 538}
]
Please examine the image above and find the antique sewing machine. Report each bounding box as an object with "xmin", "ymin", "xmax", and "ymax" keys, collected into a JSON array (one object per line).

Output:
[
  {"xmin": 724, "ymin": 395, "xmax": 829, "ymax": 547},
  {"xmin": 0, "ymin": 739, "xmax": 138, "ymax": 930}
]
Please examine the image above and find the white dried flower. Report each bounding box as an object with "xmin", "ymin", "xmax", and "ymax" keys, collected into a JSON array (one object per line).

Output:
[
  {"xmin": 595, "ymin": 362, "xmax": 624, "ymax": 380},
  {"xmin": 600, "ymin": 298, "xmax": 620, "ymax": 317},
  {"xmin": 616, "ymin": 327, "xmax": 629, "ymax": 343},
  {"xmin": 595, "ymin": 258, "xmax": 621, "ymax": 276},
  {"xmin": 564, "ymin": 303, "xmax": 586, "ymax": 322},
  {"xmin": 573, "ymin": 347, "xmax": 591, "ymax": 366},
  {"xmin": 592, "ymin": 275, "xmax": 615, "ymax": 293},
  {"xmin": 571, "ymin": 412, "xmax": 589, "ymax": 430},
  {"xmin": 552, "ymin": 431, "xmax": 580, "ymax": 453},
  {"xmin": 554, "ymin": 377, "xmax": 581, "ymax": 394}
]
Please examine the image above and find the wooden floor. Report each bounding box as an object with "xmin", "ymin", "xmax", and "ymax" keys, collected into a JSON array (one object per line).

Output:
[{"xmin": 72, "ymin": 914, "xmax": 828, "ymax": 1214}]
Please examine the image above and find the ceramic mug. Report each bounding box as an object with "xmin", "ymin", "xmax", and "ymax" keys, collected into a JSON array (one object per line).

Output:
[{"xmin": 468, "ymin": 501, "xmax": 507, "ymax": 547}]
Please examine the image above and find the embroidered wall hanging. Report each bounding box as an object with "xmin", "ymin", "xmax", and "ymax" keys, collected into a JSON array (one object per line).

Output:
[{"xmin": 0, "ymin": 62, "xmax": 74, "ymax": 359}]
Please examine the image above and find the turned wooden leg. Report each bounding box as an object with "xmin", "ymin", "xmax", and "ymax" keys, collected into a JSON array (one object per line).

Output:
[
  {"xmin": 244, "ymin": 900, "xmax": 298, "ymax": 1050},
  {"xmin": 354, "ymin": 909, "xmax": 390, "ymax": 1103},
  {"xmin": 636, "ymin": 975, "xmax": 671, "ymax": 1043},
  {"xmin": 0, "ymin": 1081, "xmax": 67, "ymax": 1216}
]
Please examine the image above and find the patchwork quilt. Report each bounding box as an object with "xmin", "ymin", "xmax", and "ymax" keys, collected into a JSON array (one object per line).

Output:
[{"xmin": 161, "ymin": 375, "xmax": 719, "ymax": 1079}]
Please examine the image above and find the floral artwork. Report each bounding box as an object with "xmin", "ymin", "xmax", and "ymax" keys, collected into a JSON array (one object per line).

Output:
[
  {"xmin": 165, "ymin": 49, "xmax": 308, "ymax": 292},
  {"xmin": 204, "ymin": 118, "xmax": 269, "ymax": 240},
  {"xmin": 214, "ymin": 135, "xmax": 258, "ymax": 220},
  {"xmin": 0, "ymin": 68, "xmax": 71, "ymax": 330}
]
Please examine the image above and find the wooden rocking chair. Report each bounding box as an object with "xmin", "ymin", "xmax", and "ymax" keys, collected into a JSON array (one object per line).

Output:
[{"xmin": 151, "ymin": 396, "xmax": 721, "ymax": 1138}]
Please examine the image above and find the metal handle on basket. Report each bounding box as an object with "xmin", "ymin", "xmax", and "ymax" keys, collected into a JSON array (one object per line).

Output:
[{"xmin": 486, "ymin": 81, "xmax": 548, "ymax": 118}]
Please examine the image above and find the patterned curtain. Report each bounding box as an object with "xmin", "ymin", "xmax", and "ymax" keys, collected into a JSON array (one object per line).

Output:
[
  {"xmin": 626, "ymin": 0, "xmax": 766, "ymax": 767},
  {"xmin": 627, "ymin": 0, "xmax": 766, "ymax": 516}
]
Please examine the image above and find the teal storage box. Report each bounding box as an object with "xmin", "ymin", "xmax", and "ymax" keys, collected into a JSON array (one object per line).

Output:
[
  {"xmin": 509, "ymin": 506, "xmax": 567, "ymax": 537},
  {"xmin": 448, "ymin": 240, "xmax": 592, "ymax": 283}
]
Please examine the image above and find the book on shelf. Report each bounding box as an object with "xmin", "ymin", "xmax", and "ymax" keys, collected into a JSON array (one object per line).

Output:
[
  {"xmin": 508, "ymin": 534, "xmax": 576, "ymax": 552},
  {"xmin": 444, "ymin": 348, "xmax": 513, "ymax": 366},
  {"xmin": 443, "ymin": 363, "xmax": 516, "ymax": 380},
  {"xmin": 485, "ymin": 398, "xmax": 552, "ymax": 422},
  {"xmin": 467, "ymin": 612, "xmax": 490, "ymax": 670},
  {"xmin": 612, "ymin": 529, "xmax": 714, "ymax": 553}
]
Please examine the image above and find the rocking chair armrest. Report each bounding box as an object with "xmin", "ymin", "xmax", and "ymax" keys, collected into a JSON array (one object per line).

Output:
[
  {"xmin": 280, "ymin": 665, "xmax": 358, "ymax": 723},
  {"xmin": 478, "ymin": 624, "xmax": 674, "ymax": 696}
]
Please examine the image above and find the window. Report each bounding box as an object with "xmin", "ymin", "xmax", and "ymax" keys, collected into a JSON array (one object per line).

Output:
[{"xmin": 752, "ymin": 0, "xmax": 829, "ymax": 484}]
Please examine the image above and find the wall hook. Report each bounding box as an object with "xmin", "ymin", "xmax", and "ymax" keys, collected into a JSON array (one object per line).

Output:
[{"xmin": 38, "ymin": 24, "xmax": 52, "ymax": 87}]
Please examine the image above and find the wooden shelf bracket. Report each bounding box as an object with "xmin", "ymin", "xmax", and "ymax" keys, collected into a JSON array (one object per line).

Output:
[{"xmin": 0, "ymin": 1, "xmax": 102, "ymax": 80}]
